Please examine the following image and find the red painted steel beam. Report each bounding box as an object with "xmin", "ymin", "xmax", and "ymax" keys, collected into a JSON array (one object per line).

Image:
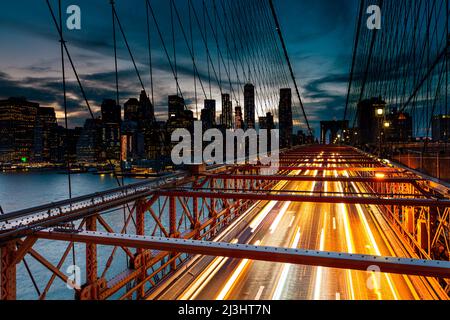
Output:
[
  {"xmin": 277, "ymin": 160, "xmax": 381, "ymax": 164},
  {"xmin": 154, "ymin": 190, "xmax": 450, "ymax": 207},
  {"xmin": 203, "ymin": 174, "xmax": 424, "ymax": 184},
  {"xmin": 280, "ymin": 157, "xmax": 375, "ymax": 160},
  {"xmin": 234, "ymin": 166, "xmax": 402, "ymax": 172},
  {"xmin": 35, "ymin": 230, "xmax": 450, "ymax": 278}
]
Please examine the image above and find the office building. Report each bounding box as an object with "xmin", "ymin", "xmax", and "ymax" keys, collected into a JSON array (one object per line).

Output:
[
  {"xmin": 168, "ymin": 95, "xmax": 185, "ymax": 119},
  {"xmin": 235, "ymin": 106, "xmax": 244, "ymax": 129},
  {"xmin": 279, "ymin": 88, "xmax": 293, "ymax": 148},
  {"xmin": 385, "ymin": 109, "xmax": 413, "ymax": 142},
  {"xmin": 357, "ymin": 97, "xmax": 385, "ymax": 145},
  {"xmin": 124, "ymin": 98, "xmax": 140, "ymax": 122},
  {"xmin": 0, "ymin": 97, "xmax": 39, "ymax": 162},
  {"xmin": 259, "ymin": 112, "xmax": 275, "ymax": 130},
  {"xmin": 221, "ymin": 94, "xmax": 233, "ymax": 129},
  {"xmin": 244, "ymin": 83, "xmax": 256, "ymax": 129},
  {"xmin": 100, "ymin": 99, "xmax": 121, "ymax": 161},
  {"xmin": 76, "ymin": 118, "xmax": 104, "ymax": 163},
  {"xmin": 139, "ymin": 90, "xmax": 155, "ymax": 122},
  {"xmin": 34, "ymin": 107, "xmax": 58, "ymax": 162},
  {"xmin": 201, "ymin": 99, "xmax": 216, "ymax": 130},
  {"xmin": 432, "ymin": 115, "xmax": 450, "ymax": 142}
]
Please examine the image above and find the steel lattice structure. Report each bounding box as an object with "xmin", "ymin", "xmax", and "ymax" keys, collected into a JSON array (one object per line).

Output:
[{"xmin": 1, "ymin": 146, "xmax": 450, "ymax": 300}]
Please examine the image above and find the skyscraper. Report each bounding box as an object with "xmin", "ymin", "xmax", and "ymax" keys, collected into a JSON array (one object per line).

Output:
[
  {"xmin": 221, "ymin": 93, "xmax": 233, "ymax": 129},
  {"xmin": 124, "ymin": 98, "xmax": 140, "ymax": 122},
  {"xmin": 101, "ymin": 99, "xmax": 121, "ymax": 124},
  {"xmin": 235, "ymin": 106, "xmax": 244, "ymax": 129},
  {"xmin": 0, "ymin": 97, "xmax": 39, "ymax": 162},
  {"xmin": 357, "ymin": 97, "xmax": 385, "ymax": 145},
  {"xmin": 34, "ymin": 107, "xmax": 57, "ymax": 162},
  {"xmin": 167, "ymin": 95, "xmax": 194, "ymax": 139},
  {"xmin": 279, "ymin": 88, "xmax": 293, "ymax": 148},
  {"xmin": 77, "ymin": 118, "xmax": 104, "ymax": 163},
  {"xmin": 244, "ymin": 83, "xmax": 256, "ymax": 129},
  {"xmin": 259, "ymin": 112, "xmax": 275, "ymax": 130},
  {"xmin": 259, "ymin": 112, "xmax": 275, "ymax": 152},
  {"xmin": 432, "ymin": 115, "xmax": 450, "ymax": 142},
  {"xmin": 101, "ymin": 99, "xmax": 121, "ymax": 161},
  {"xmin": 168, "ymin": 95, "xmax": 185, "ymax": 118},
  {"xmin": 139, "ymin": 90, "xmax": 155, "ymax": 122},
  {"xmin": 201, "ymin": 99, "xmax": 216, "ymax": 130}
]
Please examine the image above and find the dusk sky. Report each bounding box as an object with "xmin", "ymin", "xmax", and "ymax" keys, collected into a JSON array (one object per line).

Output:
[{"xmin": 0, "ymin": 0, "xmax": 359, "ymax": 134}]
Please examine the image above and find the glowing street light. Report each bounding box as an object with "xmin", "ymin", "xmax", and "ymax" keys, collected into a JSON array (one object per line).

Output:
[
  {"xmin": 376, "ymin": 108, "xmax": 384, "ymax": 117},
  {"xmin": 375, "ymin": 173, "xmax": 386, "ymax": 179}
]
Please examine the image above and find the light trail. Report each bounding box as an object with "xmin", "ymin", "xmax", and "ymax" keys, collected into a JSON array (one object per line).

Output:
[
  {"xmin": 180, "ymin": 239, "xmax": 239, "ymax": 300},
  {"xmin": 216, "ymin": 240, "xmax": 261, "ymax": 300},
  {"xmin": 350, "ymin": 180, "xmax": 399, "ymax": 300},
  {"xmin": 270, "ymin": 201, "xmax": 292, "ymax": 234},
  {"xmin": 313, "ymin": 212, "xmax": 328, "ymax": 300},
  {"xmin": 334, "ymin": 169, "xmax": 355, "ymax": 300},
  {"xmin": 272, "ymin": 227, "xmax": 302, "ymax": 300},
  {"xmin": 250, "ymin": 201, "xmax": 278, "ymax": 232}
]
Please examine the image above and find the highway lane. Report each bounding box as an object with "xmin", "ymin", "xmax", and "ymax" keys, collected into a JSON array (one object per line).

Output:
[
  {"xmin": 179, "ymin": 178, "xmax": 310, "ymax": 300},
  {"xmin": 153, "ymin": 164, "xmax": 308, "ymax": 300},
  {"xmin": 176, "ymin": 155, "xmax": 446, "ymax": 300}
]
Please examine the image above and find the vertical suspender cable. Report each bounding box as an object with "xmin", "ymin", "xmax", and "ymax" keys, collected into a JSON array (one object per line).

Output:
[
  {"xmin": 189, "ymin": 2, "xmax": 198, "ymax": 119},
  {"xmin": 170, "ymin": 0, "xmax": 179, "ymax": 96},
  {"xmin": 146, "ymin": 0, "xmax": 155, "ymax": 107},
  {"xmin": 58, "ymin": 0, "xmax": 76, "ymax": 273},
  {"xmin": 343, "ymin": 0, "xmax": 365, "ymax": 123},
  {"xmin": 268, "ymin": 0, "xmax": 313, "ymax": 136}
]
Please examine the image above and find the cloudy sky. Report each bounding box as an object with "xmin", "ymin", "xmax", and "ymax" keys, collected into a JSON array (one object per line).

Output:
[{"xmin": 0, "ymin": 0, "xmax": 359, "ymax": 134}]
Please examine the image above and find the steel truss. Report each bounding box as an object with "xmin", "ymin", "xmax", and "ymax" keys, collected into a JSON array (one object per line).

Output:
[{"xmin": 1, "ymin": 146, "xmax": 449, "ymax": 299}]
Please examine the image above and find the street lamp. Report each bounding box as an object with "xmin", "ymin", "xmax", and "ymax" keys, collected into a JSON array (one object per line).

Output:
[
  {"xmin": 376, "ymin": 107, "xmax": 384, "ymax": 117},
  {"xmin": 375, "ymin": 105, "xmax": 385, "ymax": 157}
]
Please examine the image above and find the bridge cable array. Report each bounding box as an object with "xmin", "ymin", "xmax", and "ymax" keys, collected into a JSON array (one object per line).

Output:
[{"xmin": 345, "ymin": 0, "xmax": 449, "ymax": 150}]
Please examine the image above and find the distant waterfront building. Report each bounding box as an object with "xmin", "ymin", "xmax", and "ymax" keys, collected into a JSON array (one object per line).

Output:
[
  {"xmin": 357, "ymin": 97, "xmax": 386, "ymax": 145},
  {"xmin": 167, "ymin": 95, "xmax": 194, "ymax": 143},
  {"xmin": 124, "ymin": 98, "xmax": 141, "ymax": 122},
  {"xmin": 432, "ymin": 115, "xmax": 450, "ymax": 142},
  {"xmin": 168, "ymin": 95, "xmax": 185, "ymax": 119},
  {"xmin": 139, "ymin": 90, "xmax": 155, "ymax": 122},
  {"xmin": 201, "ymin": 99, "xmax": 216, "ymax": 130},
  {"xmin": 76, "ymin": 118, "xmax": 104, "ymax": 163},
  {"xmin": 244, "ymin": 83, "xmax": 256, "ymax": 129},
  {"xmin": 123, "ymin": 98, "xmax": 141, "ymax": 161},
  {"xmin": 221, "ymin": 94, "xmax": 233, "ymax": 129},
  {"xmin": 235, "ymin": 106, "xmax": 244, "ymax": 130},
  {"xmin": 53, "ymin": 126, "xmax": 82, "ymax": 164},
  {"xmin": 145, "ymin": 121, "xmax": 168, "ymax": 161},
  {"xmin": 259, "ymin": 112, "xmax": 275, "ymax": 130},
  {"xmin": 101, "ymin": 99, "xmax": 121, "ymax": 124},
  {"xmin": 121, "ymin": 120, "xmax": 143, "ymax": 161},
  {"xmin": 279, "ymin": 88, "xmax": 293, "ymax": 148},
  {"xmin": 101, "ymin": 99, "xmax": 121, "ymax": 161},
  {"xmin": 259, "ymin": 112, "xmax": 275, "ymax": 152},
  {"xmin": 0, "ymin": 97, "xmax": 40, "ymax": 162},
  {"xmin": 34, "ymin": 107, "xmax": 58, "ymax": 162},
  {"xmin": 385, "ymin": 109, "xmax": 413, "ymax": 142}
]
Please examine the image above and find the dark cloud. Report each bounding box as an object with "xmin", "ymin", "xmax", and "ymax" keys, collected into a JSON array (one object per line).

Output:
[{"xmin": 0, "ymin": 0, "xmax": 360, "ymax": 133}]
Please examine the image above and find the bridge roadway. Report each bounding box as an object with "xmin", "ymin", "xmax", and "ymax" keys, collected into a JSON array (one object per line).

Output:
[{"xmin": 151, "ymin": 153, "xmax": 448, "ymax": 300}]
